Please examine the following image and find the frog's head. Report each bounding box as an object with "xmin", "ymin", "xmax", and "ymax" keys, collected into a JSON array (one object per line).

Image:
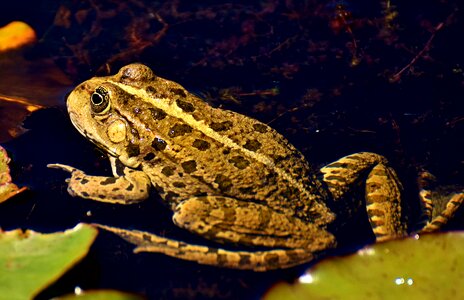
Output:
[{"xmin": 66, "ymin": 63, "xmax": 160, "ymax": 168}]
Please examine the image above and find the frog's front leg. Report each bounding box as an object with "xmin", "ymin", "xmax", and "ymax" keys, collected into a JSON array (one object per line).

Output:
[
  {"xmin": 321, "ymin": 152, "xmax": 406, "ymax": 242},
  {"xmin": 96, "ymin": 196, "xmax": 336, "ymax": 271},
  {"xmin": 47, "ymin": 157, "xmax": 151, "ymax": 204}
]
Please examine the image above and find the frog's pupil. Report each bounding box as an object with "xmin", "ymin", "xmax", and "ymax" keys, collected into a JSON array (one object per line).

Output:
[{"xmin": 91, "ymin": 93, "xmax": 103, "ymax": 105}]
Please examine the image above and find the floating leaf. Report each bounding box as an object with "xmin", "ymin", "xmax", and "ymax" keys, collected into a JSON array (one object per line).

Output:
[
  {"xmin": 58, "ymin": 289, "xmax": 144, "ymax": 300},
  {"xmin": 0, "ymin": 21, "xmax": 36, "ymax": 52},
  {"xmin": 264, "ymin": 232, "xmax": 464, "ymax": 300},
  {"xmin": 0, "ymin": 223, "xmax": 98, "ymax": 299},
  {"xmin": 0, "ymin": 145, "xmax": 26, "ymax": 203}
]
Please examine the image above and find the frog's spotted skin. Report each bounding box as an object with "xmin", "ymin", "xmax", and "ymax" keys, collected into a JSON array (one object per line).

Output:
[{"xmin": 48, "ymin": 64, "xmax": 463, "ymax": 271}]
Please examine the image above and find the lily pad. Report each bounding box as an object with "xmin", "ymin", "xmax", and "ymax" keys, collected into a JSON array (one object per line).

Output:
[
  {"xmin": 264, "ymin": 232, "xmax": 464, "ymax": 300},
  {"xmin": 0, "ymin": 145, "xmax": 26, "ymax": 203},
  {"xmin": 0, "ymin": 223, "xmax": 98, "ymax": 299}
]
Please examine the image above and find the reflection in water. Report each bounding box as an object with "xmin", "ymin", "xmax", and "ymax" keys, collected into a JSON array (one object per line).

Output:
[
  {"xmin": 298, "ymin": 272, "xmax": 314, "ymax": 284},
  {"xmin": 394, "ymin": 277, "xmax": 414, "ymax": 286}
]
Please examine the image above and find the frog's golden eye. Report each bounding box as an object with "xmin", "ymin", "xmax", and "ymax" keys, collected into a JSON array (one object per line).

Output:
[{"xmin": 90, "ymin": 86, "xmax": 111, "ymax": 114}]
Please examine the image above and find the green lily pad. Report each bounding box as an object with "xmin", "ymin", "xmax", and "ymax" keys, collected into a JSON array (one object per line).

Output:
[
  {"xmin": 0, "ymin": 145, "xmax": 26, "ymax": 203},
  {"xmin": 58, "ymin": 289, "xmax": 143, "ymax": 300},
  {"xmin": 264, "ymin": 232, "xmax": 464, "ymax": 300},
  {"xmin": 0, "ymin": 223, "xmax": 98, "ymax": 299}
]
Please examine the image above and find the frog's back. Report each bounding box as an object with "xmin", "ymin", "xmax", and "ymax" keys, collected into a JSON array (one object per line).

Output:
[{"xmin": 107, "ymin": 64, "xmax": 334, "ymax": 225}]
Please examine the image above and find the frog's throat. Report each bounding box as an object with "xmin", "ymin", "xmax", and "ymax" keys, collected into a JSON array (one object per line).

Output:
[{"xmin": 69, "ymin": 110, "xmax": 119, "ymax": 158}]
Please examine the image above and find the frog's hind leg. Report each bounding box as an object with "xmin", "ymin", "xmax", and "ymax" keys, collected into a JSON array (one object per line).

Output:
[
  {"xmin": 95, "ymin": 195, "xmax": 336, "ymax": 271},
  {"xmin": 321, "ymin": 152, "xmax": 406, "ymax": 242},
  {"xmin": 95, "ymin": 224, "xmax": 314, "ymax": 271}
]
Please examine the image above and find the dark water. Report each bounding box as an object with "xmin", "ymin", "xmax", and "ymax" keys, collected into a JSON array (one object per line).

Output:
[{"xmin": 1, "ymin": 0, "xmax": 463, "ymax": 299}]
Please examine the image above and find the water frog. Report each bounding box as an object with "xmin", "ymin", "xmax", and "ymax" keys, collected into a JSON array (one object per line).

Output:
[{"xmin": 49, "ymin": 63, "xmax": 463, "ymax": 271}]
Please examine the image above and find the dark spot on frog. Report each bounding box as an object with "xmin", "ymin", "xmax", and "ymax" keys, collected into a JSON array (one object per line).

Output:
[
  {"xmin": 126, "ymin": 183, "xmax": 134, "ymax": 191},
  {"xmin": 176, "ymin": 99, "xmax": 195, "ymax": 112},
  {"xmin": 243, "ymin": 139, "xmax": 262, "ymax": 152},
  {"xmin": 326, "ymin": 162, "xmax": 349, "ymax": 169},
  {"xmin": 127, "ymin": 143, "xmax": 140, "ymax": 157},
  {"xmin": 193, "ymin": 139, "xmax": 210, "ymax": 151},
  {"xmin": 112, "ymin": 187, "xmax": 120, "ymax": 192},
  {"xmin": 325, "ymin": 175, "xmax": 345, "ymax": 182},
  {"xmin": 264, "ymin": 253, "xmax": 280, "ymax": 267},
  {"xmin": 101, "ymin": 177, "xmax": 117, "ymax": 185},
  {"xmin": 216, "ymin": 253, "xmax": 229, "ymax": 266},
  {"xmin": 272, "ymin": 155, "xmax": 286, "ymax": 164},
  {"xmin": 286, "ymin": 251, "xmax": 302, "ymax": 263},
  {"xmin": 131, "ymin": 128, "xmax": 140, "ymax": 139},
  {"xmin": 170, "ymin": 88, "xmax": 187, "ymax": 97},
  {"xmin": 115, "ymin": 159, "xmax": 125, "ymax": 176},
  {"xmin": 192, "ymin": 114, "xmax": 202, "ymax": 121},
  {"xmin": 81, "ymin": 191, "xmax": 89, "ymax": 197},
  {"xmin": 149, "ymin": 107, "xmax": 167, "ymax": 120},
  {"xmin": 228, "ymin": 156, "xmax": 250, "ymax": 169},
  {"xmin": 239, "ymin": 254, "xmax": 252, "ymax": 266},
  {"xmin": 210, "ymin": 121, "xmax": 232, "ymax": 132},
  {"xmin": 143, "ymin": 152, "xmax": 156, "ymax": 161},
  {"xmin": 215, "ymin": 174, "xmax": 232, "ymax": 192},
  {"xmin": 161, "ymin": 166, "xmax": 174, "ymax": 177},
  {"xmin": 239, "ymin": 187, "xmax": 255, "ymax": 194},
  {"xmin": 146, "ymin": 86, "xmax": 157, "ymax": 95},
  {"xmin": 165, "ymin": 191, "xmax": 180, "ymax": 202},
  {"xmin": 173, "ymin": 182, "xmax": 186, "ymax": 188},
  {"xmin": 168, "ymin": 124, "xmax": 192, "ymax": 138},
  {"xmin": 98, "ymin": 194, "xmax": 106, "ymax": 199},
  {"xmin": 152, "ymin": 137, "xmax": 167, "ymax": 151},
  {"xmin": 181, "ymin": 160, "xmax": 197, "ymax": 174},
  {"xmin": 120, "ymin": 94, "xmax": 134, "ymax": 105},
  {"xmin": 266, "ymin": 173, "xmax": 278, "ymax": 185},
  {"xmin": 253, "ymin": 123, "xmax": 268, "ymax": 133},
  {"xmin": 80, "ymin": 178, "xmax": 89, "ymax": 185},
  {"xmin": 222, "ymin": 148, "xmax": 231, "ymax": 155},
  {"xmin": 143, "ymin": 234, "xmax": 152, "ymax": 242}
]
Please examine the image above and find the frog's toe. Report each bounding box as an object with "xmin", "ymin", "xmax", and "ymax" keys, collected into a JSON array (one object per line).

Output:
[{"xmin": 47, "ymin": 163, "xmax": 78, "ymax": 173}]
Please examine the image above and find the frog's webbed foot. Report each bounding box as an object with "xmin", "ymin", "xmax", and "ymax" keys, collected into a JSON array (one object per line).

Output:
[
  {"xmin": 321, "ymin": 152, "xmax": 406, "ymax": 242},
  {"xmin": 417, "ymin": 171, "xmax": 464, "ymax": 233},
  {"xmin": 94, "ymin": 224, "xmax": 315, "ymax": 271},
  {"xmin": 47, "ymin": 162, "xmax": 151, "ymax": 204}
]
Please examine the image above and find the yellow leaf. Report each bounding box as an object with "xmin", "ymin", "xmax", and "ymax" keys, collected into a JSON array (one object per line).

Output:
[{"xmin": 0, "ymin": 21, "xmax": 36, "ymax": 51}]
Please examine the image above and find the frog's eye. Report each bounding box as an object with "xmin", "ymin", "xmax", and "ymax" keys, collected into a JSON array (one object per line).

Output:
[{"xmin": 90, "ymin": 86, "xmax": 111, "ymax": 114}]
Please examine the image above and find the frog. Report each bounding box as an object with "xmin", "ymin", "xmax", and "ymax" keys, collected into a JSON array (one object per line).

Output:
[{"xmin": 48, "ymin": 63, "xmax": 464, "ymax": 271}]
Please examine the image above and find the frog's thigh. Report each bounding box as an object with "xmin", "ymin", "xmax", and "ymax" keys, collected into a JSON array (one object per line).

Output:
[
  {"xmin": 49, "ymin": 163, "xmax": 151, "ymax": 204},
  {"xmin": 96, "ymin": 224, "xmax": 314, "ymax": 271},
  {"xmin": 172, "ymin": 196, "xmax": 335, "ymax": 251}
]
